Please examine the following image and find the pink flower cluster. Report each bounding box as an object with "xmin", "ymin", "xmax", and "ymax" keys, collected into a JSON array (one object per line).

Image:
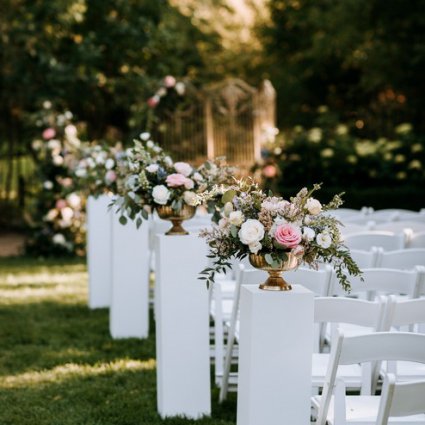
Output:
[{"xmin": 165, "ymin": 173, "xmax": 194, "ymax": 189}]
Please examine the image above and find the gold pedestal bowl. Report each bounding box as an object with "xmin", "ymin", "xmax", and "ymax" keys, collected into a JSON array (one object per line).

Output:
[
  {"xmin": 249, "ymin": 253, "xmax": 299, "ymax": 291},
  {"xmin": 156, "ymin": 204, "xmax": 196, "ymax": 236}
]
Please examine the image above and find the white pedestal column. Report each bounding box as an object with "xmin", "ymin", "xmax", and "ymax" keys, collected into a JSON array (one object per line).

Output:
[
  {"xmin": 237, "ymin": 285, "xmax": 314, "ymax": 425},
  {"xmin": 155, "ymin": 234, "xmax": 211, "ymax": 419},
  {"xmin": 109, "ymin": 216, "xmax": 150, "ymax": 339},
  {"xmin": 87, "ymin": 195, "xmax": 112, "ymax": 309}
]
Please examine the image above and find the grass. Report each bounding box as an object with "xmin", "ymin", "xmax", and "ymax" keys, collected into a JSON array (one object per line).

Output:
[{"xmin": 0, "ymin": 257, "xmax": 236, "ymax": 425}]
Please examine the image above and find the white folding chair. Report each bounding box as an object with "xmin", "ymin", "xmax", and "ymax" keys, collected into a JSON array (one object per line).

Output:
[
  {"xmin": 313, "ymin": 332, "xmax": 425, "ymax": 425},
  {"xmin": 408, "ymin": 232, "xmax": 425, "ymax": 249},
  {"xmin": 343, "ymin": 231, "xmax": 405, "ymax": 251},
  {"xmin": 328, "ymin": 207, "xmax": 370, "ymax": 220},
  {"xmin": 379, "ymin": 296, "xmax": 425, "ymax": 383},
  {"xmin": 313, "ymin": 297, "xmax": 388, "ymax": 394},
  {"xmin": 377, "ymin": 248, "xmax": 425, "ymax": 269},
  {"xmin": 377, "ymin": 374, "xmax": 425, "ymax": 425}
]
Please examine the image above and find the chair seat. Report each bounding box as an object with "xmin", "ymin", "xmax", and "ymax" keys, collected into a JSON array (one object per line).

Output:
[
  {"xmin": 312, "ymin": 354, "xmax": 363, "ymax": 388},
  {"xmin": 381, "ymin": 361, "xmax": 425, "ymax": 381},
  {"xmin": 312, "ymin": 395, "xmax": 425, "ymax": 425}
]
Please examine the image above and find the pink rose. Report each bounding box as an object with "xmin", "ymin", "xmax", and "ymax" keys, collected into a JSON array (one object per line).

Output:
[
  {"xmin": 292, "ymin": 244, "xmax": 305, "ymax": 258},
  {"xmin": 274, "ymin": 223, "xmax": 302, "ymax": 249},
  {"xmin": 147, "ymin": 95, "xmax": 160, "ymax": 108},
  {"xmin": 164, "ymin": 75, "xmax": 176, "ymax": 88},
  {"xmin": 55, "ymin": 199, "xmax": 67, "ymax": 210},
  {"xmin": 184, "ymin": 178, "xmax": 194, "ymax": 189},
  {"xmin": 262, "ymin": 164, "xmax": 278, "ymax": 178},
  {"xmin": 105, "ymin": 170, "xmax": 117, "ymax": 183},
  {"xmin": 166, "ymin": 173, "xmax": 187, "ymax": 187},
  {"xmin": 42, "ymin": 128, "xmax": 56, "ymax": 140}
]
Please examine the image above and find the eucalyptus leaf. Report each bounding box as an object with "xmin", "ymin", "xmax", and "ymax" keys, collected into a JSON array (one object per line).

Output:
[
  {"xmin": 119, "ymin": 215, "xmax": 127, "ymax": 226},
  {"xmin": 265, "ymin": 253, "xmax": 274, "ymax": 266},
  {"xmin": 221, "ymin": 189, "xmax": 237, "ymax": 205},
  {"xmin": 230, "ymin": 225, "xmax": 238, "ymax": 238}
]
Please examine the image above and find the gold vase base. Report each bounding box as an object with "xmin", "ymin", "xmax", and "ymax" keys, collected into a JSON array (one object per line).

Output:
[
  {"xmin": 165, "ymin": 220, "xmax": 189, "ymax": 236},
  {"xmin": 259, "ymin": 274, "xmax": 292, "ymax": 291}
]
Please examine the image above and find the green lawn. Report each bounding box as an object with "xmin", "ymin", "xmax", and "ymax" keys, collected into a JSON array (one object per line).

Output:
[{"xmin": 0, "ymin": 258, "xmax": 236, "ymax": 425}]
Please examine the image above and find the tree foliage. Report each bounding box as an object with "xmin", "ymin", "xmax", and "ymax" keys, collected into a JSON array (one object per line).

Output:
[{"xmin": 263, "ymin": 0, "xmax": 425, "ymax": 134}]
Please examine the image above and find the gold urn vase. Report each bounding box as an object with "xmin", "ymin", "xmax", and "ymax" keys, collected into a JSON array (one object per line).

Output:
[
  {"xmin": 156, "ymin": 204, "xmax": 196, "ymax": 236},
  {"xmin": 249, "ymin": 253, "xmax": 299, "ymax": 291}
]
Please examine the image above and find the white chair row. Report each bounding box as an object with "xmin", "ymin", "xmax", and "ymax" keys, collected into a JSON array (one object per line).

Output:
[
  {"xmin": 343, "ymin": 230, "xmax": 425, "ymax": 250},
  {"xmin": 215, "ymin": 267, "xmax": 425, "ymax": 400},
  {"xmin": 331, "ymin": 207, "xmax": 425, "ymax": 224}
]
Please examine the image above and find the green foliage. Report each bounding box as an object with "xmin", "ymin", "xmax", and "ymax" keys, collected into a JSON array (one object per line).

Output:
[
  {"xmin": 0, "ymin": 0, "xmax": 215, "ymax": 146},
  {"xmin": 263, "ymin": 0, "xmax": 425, "ymax": 133}
]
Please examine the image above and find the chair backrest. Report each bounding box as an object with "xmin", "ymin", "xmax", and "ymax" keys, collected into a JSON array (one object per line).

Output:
[
  {"xmin": 377, "ymin": 248, "xmax": 425, "ymax": 269},
  {"xmin": 369, "ymin": 209, "xmax": 418, "ymax": 222},
  {"xmin": 350, "ymin": 248, "xmax": 379, "ymax": 268},
  {"xmin": 330, "ymin": 268, "xmax": 419, "ymax": 298},
  {"xmin": 383, "ymin": 295, "xmax": 425, "ymax": 330},
  {"xmin": 316, "ymin": 332, "xmax": 425, "ymax": 425},
  {"xmin": 408, "ymin": 231, "xmax": 425, "ymax": 249},
  {"xmin": 314, "ymin": 297, "xmax": 386, "ymax": 330},
  {"xmin": 343, "ymin": 231, "xmax": 405, "ymax": 251},
  {"xmin": 377, "ymin": 374, "xmax": 425, "ymax": 425},
  {"xmin": 374, "ymin": 220, "xmax": 425, "ymax": 234},
  {"xmin": 328, "ymin": 208, "xmax": 369, "ymax": 220},
  {"xmin": 339, "ymin": 223, "xmax": 371, "ymax": 235},
  {"xmin": 280, "ymin": 266, "xmax": 332, "ymax": 296}
]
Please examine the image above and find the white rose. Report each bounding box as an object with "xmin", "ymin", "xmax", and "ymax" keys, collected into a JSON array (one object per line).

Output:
[
  {"xmin": 64, "ymin": 111, "xmax": 73, "ymax": 119},
  {"xmin": 86, "ymin": 157, "xmax": 96, "ymax": 169},
  {"xmin": 302, "ymin": 227, "xmax": 315, "ymax": 241},
  {"xmin": 75, "ymin": 167, "xmax": 87, "ymax": 178},
  {"xmin": 53, "ymin": 155, "xmax": 64, "ymax": 166},
  {"xmin": 152, "ymin": 185, "xmax": 171, "ymax": 205},
  {"xmin": 105, "ymin": 158, "xmax": 115, "ymax": 170},
  {"xmin": 174, "ymin": 162, "xmax": 192, "ymax": 177},
  {"xmin": 146, "ymin": 140, "xmax": 154, "ymax": 149},
  {"xmin": 52, "ymin": 233, "xmax": 66, "ymax": 245},
  {"xmin": 164, "ymin": 156, "xmax": 173, "ymax": 167},
  {"xmin": 43, "ymin": 100, "xmax": 52, "ymax": 109},
  {"xmin": 43, "ymin": 181, "xmax": 53, "ymax": 190},
  {"xmin": 238, "ymin": 219, "xmax": 265, "ymax": 246},
  {"xmin": 45, "ymin": 209, "xmax": 58, "ymax": 221},
  {"xmin": 47, "ymin": 139, "xmax": 61, "ymax": 150},
  {"xmin": 140, "ymin": 132, "xmax": 151, "ymax": 141},
  {"xmin": 183, "ymin": 191, "xmax": 198, "ymax": 206},
  {"xmin": 305, "ymin": 198, "xmax": 322, "ymax": 215},
  {"xmin": 193, "ymin": 172, "xmax": 204, "ymax": 182},
  {"xmin": 248, "ymin": 241, "xmax": 262, "ymax": 254},
  {"xmin": 95, "ymin": 152, "xmax": 106, "ymax": 165},
  {"xmin": 316, "ymin": 232, "xmax": 332, "ymax": 249},
  {"xmin": 146, "ymin": 164, "xmax": 159, "ymax": 173},
  {"xmin": 153, "ymin": 146, "xmax": 161, "ymax": 153},
  {"xmin": 64, "ymin": 124, "xmax": 78, "ymax": 138},
  {"xmin": 61, "ymin": 207, "xmax": 74, "ymax": 221},
  {"xmin": 224, "ymin": 202, "xmax": 234, "ymax": 216},
  {"xmin": 175, "ymin": 81, "xmax": 186, "ymax": 96},
  {"xmin": 184, "ymin": 178, "xmax": 194, "ymax": 190},
  {"xmin": 32, "ymin": 139, "xmax": 43, "ymax": 150},
  {"xmin": 229, "ymin": 211, "xmax": 244, "ymax": 226},
  {"xmin": 66, "ymin": 193, "xmax": 81, "ymax": 209}
]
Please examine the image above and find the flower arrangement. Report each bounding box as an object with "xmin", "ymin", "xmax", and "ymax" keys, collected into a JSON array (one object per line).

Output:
[
  {"xmin": 73, "ymin": 143, "xmax": 125, "ymax": 198},
  {"xmin": 26, "ymin": 104, "xmax": 86, "ymax": 256},
  {"xmin": 112, "ymin": 132, "xmax": 235, "ymax": 227},
  {"xmin": 199, "ymin": 180, "xmax": 362, "ymax": 291},
  {"xmin": 146, "ymin": 75, "xmax": 186, "ymax": 109}
]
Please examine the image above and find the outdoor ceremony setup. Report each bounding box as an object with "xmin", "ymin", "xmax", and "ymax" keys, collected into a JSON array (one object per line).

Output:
[{"xmin": 1, "ymin": 1, "xmax": 425, "ymax": 425}]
